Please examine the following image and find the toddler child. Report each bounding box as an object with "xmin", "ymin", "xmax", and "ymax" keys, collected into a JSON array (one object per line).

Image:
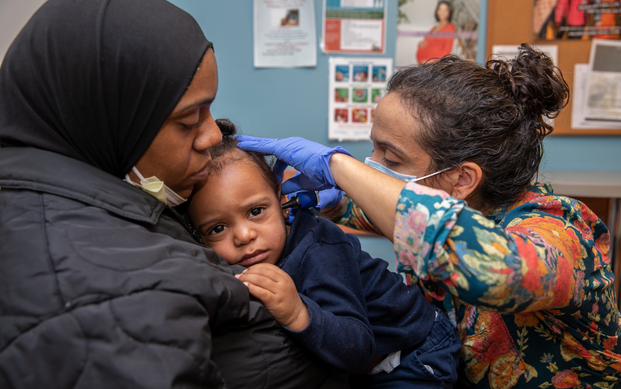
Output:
[{"xmin": 188, "ymin": 119, "xmax": 461, "ymax": 388}]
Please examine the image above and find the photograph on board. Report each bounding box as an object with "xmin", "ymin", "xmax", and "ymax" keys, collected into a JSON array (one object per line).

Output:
[
  {"xmin": 372, "ymin": 65, "xmax": 387, "ymax": 81},
  {"xmin": 396, "ymin": 0, "xmax": 479, "ymax": 67},
  {"xmin": 371, "ymin": 88, "xmax": 383, "ymax": 103},
  {"xmin": 352, "ymin": 88, "xmax": 369, "ymax": 103},
  {"xmin": 352, "ymin": 108, "xmax": 368, "ymax": 123},
  {"xmin": 278, "ymin": 9, "xmax": 300, "ymax": 27},
  {"xmin": 335, "ymin": 108, "xmax": 348, "ymax": 123},
  {"xmin": 353, "ymin": 65, "xmax": 370, "ymax": 82},
  {"xmin": 334, "ymin": 88, "xmax": 349, "ymax": 102},
  {"xmin": 335, "ymin": 65, "xmax": 350, "ymax": 82},
  {"xmin": 533, "ymin": 0, "xmax": 621, "ymax": 40}
]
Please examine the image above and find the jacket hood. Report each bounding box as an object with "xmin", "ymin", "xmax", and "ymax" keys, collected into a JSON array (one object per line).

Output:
[{"xmin": 0, "ymin": 0, "xmax": 212, "ymax": 178}]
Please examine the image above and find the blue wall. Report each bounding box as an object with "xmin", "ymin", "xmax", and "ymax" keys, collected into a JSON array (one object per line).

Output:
[
  {"xmin": 171, "ymin": 0, "xmax": 621, "ymax": 172},
  {"xmin": 170, "ymin": 0, "xmax": 621, "ymax": 265}
]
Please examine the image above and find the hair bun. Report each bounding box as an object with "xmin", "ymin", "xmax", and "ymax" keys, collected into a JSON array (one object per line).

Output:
[
  {"xmin": 488, "ymin": 44, "xmax": 569, "ymax": 126},
  {"xmin": 215, "ymin": 118, "xmax": 237, "ymax": 138}
]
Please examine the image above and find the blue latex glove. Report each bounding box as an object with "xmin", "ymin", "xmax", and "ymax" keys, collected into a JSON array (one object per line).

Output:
[
  {"xmin": 286, "ymin": 172, "xmax": 343, "ymax": 210},
  {"xmin": 272, "ymin": 159, "xmax": 288, "ymax": 186},
  {"xmin": 317, "ymin": 187, "xmax": 343, "ymax": 210},
  {"xmin": 236, "ymin": 135, "xmax": 352, "ymax": 195},
  {"xmin": 283, "ymin": 187, "xmax": 342, "ymax": 224},
  {"xmin": 283, "ymin": 188, "xmax": 342, "ymax": 224}
]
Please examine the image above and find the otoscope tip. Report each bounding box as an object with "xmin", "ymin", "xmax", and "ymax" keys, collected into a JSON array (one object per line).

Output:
[{"xmin": 281, "ymin": 197, "xmax": 299, "ymax": 209}]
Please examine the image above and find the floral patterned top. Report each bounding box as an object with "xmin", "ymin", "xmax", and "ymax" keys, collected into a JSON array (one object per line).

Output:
[
  {"xmin": 327, "ymin": 183, "xmax": 620, "ymax": 388},
  {"xmin": 322, "ymin": 193, "xmax": 383, "ymax": 235}
]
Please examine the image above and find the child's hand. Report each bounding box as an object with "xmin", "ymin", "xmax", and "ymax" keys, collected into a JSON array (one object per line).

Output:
[{"xmin": 236, "ymin": 264, "xmax": 310, "ymax": 332}]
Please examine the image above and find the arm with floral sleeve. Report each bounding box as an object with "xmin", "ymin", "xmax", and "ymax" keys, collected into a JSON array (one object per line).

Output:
[
  {"xmin": 321, "ymin": 194, "xmax": 384, "ymax": 236},
  {"xmin": 394, "ymin": 182, "xmax": 611, "ymax": 315}
]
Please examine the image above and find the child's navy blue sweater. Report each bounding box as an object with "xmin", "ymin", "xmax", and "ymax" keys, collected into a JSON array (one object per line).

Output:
[{"xmin": 278, "ymin": 209, "xmax": 436, "ymax": 374}]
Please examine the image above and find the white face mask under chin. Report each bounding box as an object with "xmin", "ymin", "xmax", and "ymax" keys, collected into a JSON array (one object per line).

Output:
[
  {"xmin": 364, "ymin": 157, "xmax": 451, "ymax": 183},
  {"xmin": 124, "ymin": 167, "xmax": 187, "ymax": 207}
]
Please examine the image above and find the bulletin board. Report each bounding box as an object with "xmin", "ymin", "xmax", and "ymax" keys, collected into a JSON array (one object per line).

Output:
[{"xmin": 485, "ymin": 0, "xmax": 621, "ymax": 136}]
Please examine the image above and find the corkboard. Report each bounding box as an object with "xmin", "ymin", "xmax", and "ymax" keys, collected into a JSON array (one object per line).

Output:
[{"xmin": 485, "ymin": 0, "xmax": 621, "ymax": 135}]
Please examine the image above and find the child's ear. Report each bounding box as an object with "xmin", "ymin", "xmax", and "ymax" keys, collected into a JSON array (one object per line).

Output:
[{"xmin": 278, "ymin": 183, "xmax": 289, "ymax": 218}]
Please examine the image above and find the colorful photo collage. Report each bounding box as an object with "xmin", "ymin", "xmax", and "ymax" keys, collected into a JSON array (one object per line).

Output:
[
  {"xmin": 332, "ymin": 63, "xmax": 387, "ymax": 125},
  {"xmin": 329, "ymin": 57, "xmax": 392, "ymax": 141}
]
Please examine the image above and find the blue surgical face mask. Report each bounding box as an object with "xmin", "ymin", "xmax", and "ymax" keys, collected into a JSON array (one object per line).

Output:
[{"xmin": 364, "ymin": 157, "xmax": 451, "ymax": 182}]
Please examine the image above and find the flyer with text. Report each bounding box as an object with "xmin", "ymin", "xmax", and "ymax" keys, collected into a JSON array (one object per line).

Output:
[
  {"xmin": 322, "ymin": 0, "xmax": 386, "ymax": 54},
  {"xmin": 583, "ymin": 39, "xmax": 621, "ymax": 123},
  {"xmin": 254, "ymin": 0, "xmax": 317, "ymax": 68}
]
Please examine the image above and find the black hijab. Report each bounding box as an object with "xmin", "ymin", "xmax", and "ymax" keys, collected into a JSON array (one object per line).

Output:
[{"xmin": 0, "ymin": 0, "xmax": 212, "ymax": 178}]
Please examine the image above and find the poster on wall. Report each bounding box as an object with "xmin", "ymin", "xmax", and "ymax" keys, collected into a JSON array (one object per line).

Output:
[
  {"xmin": 322, "ymin": 0, "xmax": 387, "ymax": 54},
  {"xmin": 533, "ymin": 0, "xmax": 621, "ymax": 40},
  {"xmin": 328, "ymin": 57, "xmax": 392, "ymax": 140},
  {"xmin": 572, "ymin": 63, "xmax": 621, "ymax": 128},
  {"xmin": 396, "ymin": 0, "xmax": 479, "ymax": 67},
  {"xmin": 582, "ymin": 39, "xmax": 621, "ymax": 124},
  {"xmin": 254, "ymin": 0, "xmax": 317, "ymax": 68}
]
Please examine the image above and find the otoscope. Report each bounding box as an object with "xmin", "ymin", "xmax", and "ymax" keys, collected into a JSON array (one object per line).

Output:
[{"xmin": 281, "ymin": 191, "xmax": 319, "ymax": 210}]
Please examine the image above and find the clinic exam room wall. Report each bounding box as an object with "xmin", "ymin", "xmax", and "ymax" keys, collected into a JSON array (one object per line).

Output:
[
  {"xmin": 170, "ymin": 0, "xmax": 621, "ymax": 175},
  {"xmin": 171, "ymin": 0, "xmax": 621, "ymax": 267},
  {"xmin": 3, "ymin": 0, "xmax": 620, "ymax": 267},
  {"xmin": 2, "ymin": 1, "xmax": 619, "ymax": 172}
]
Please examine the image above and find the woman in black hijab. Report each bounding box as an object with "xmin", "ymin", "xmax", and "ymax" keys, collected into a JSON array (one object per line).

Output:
[{"xmin": 0, "ymin": 1, "xmax": 343, "ymax": 388}]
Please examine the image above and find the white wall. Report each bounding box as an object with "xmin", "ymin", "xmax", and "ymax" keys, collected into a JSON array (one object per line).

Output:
[{"xmin": 0, "ymin": 0, "xmax": 47, "ymax": 63}]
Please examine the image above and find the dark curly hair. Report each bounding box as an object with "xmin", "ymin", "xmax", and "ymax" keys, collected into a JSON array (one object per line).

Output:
[
  {"xmin": 386, "ymin": 43, "xmax": 569, "ymax": 209},
  {"xmin": 209, "ymin": 118, "xmax": 279, "ymax": 195}
]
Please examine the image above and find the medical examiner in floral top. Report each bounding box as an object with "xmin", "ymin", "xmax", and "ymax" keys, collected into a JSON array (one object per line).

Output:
[{"xmin": 238, "ymin": 44, "xmax": 621, "ymax": 388}]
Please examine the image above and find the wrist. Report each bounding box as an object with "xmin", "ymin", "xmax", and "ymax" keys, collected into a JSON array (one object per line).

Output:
[
  {"xmin": 284, "ymin": 300, "xmax": 310, "ymax": 332},
  {"xmin": 320, "ymin": 193, "xmax": 347, "ymax": 218},
  {"xmin": 328, "ymin": 152, "xmax": 351, "ymax": 189}
]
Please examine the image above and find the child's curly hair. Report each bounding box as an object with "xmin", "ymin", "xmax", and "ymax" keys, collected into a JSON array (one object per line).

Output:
[{"xmin": 210, "ymin": 119, "xmax": 279, "ymax": 195}]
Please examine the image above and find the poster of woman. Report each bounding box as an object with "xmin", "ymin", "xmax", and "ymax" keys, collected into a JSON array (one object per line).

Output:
[{"xmin": 396, "ymin": 0, "xmax": 479, "ymax": 67}]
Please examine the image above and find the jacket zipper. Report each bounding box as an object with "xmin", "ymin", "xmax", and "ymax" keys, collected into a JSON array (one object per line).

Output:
[{"xmin": 165, "ymin": 205, "xmax": 204, "ymax": 245}]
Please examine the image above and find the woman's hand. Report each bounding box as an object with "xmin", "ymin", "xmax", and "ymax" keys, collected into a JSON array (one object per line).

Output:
[
  {"xmin": 236, "ymin": 135, "xmax": 353, "ymax": 195},
  {"xmin": 317, "ymin": 187, "xmax": 343, "ymax": 210},
  {"xmin": 239, "ymin": 136, "xmax": 406, "ymax": 241},
  {"xmin": 287, "ymin": 172, "xmax": 344, "ymax": 210},
  {"xmin": 236, "ymin": 263, "xmax": 310, "ymax": 332}
]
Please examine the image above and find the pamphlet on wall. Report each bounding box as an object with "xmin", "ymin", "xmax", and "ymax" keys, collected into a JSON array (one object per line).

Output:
[
  {"xmin": 533, "ymin": 0, "xmax": 621, "ymax": 41},
  {"xmin": 572, "ymin": 63, "xmax": 621, "ymax": 129},
  {"xmin": 328, "ymin": 57, "xmax": 392, "ymax": 141},
  {"xmin": 396, "ymin": 0, "xmax": 479, "ymax": 67},
  {"xmin": 322, "ymin": 0, "xmax": 386, "ymax": 54},
  {"xmin": 582, "ymin": 38, "xmax": 621, "ymax": 124},
  {"xmin": 254, "ymin": 0, "xmax": 317, "ymax": 68}
]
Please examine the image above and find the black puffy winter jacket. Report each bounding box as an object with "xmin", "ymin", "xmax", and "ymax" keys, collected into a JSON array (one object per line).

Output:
[{"xmin": 0, "ymin": 147, "xmax": 347, "ymax": 389}]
